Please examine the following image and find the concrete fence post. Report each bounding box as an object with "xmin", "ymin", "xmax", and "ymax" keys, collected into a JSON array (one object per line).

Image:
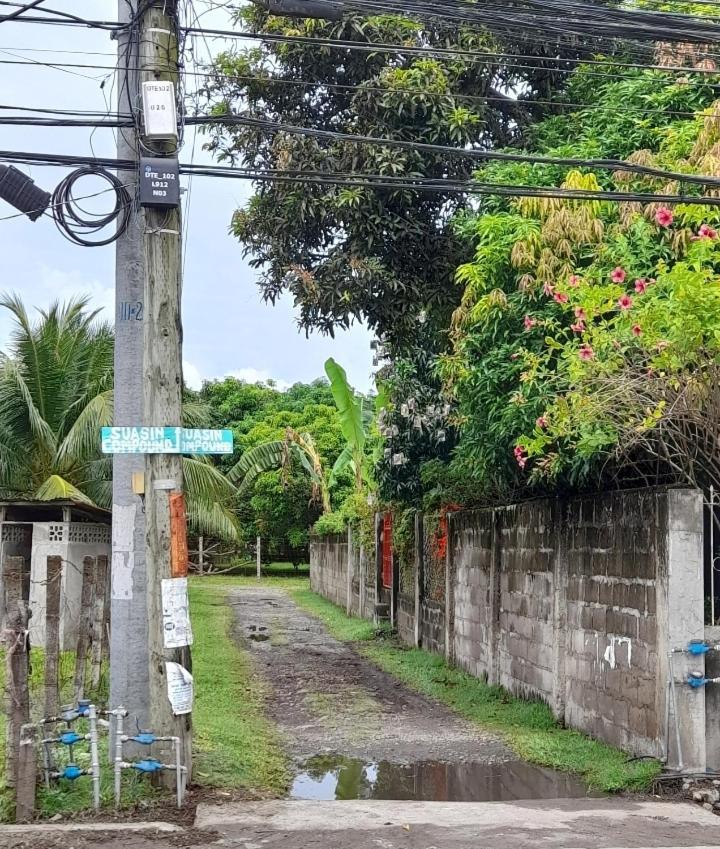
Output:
[
  {"xmin": 445, "ymin": 513, "xmax": 456, "ymax": 666},
  {"xmin": 3, "ymin": 556, "xmax": 29, "ymax": 791},
  {"xmin": 551, "ymin": 498, "xmax": 569, "ymax": 722},
  {"xmin": 346, "ymin": 525, "xmax": 353, "ymax": 616},
  {"xmin": 656, "ymin": 489, "xmax": 705, "ymax": 771},
  {"xmin": 488, "ymin": 508, "xmax": 502, "ymax": 686},
  {"xmin": 74, "ymin": 555, "xmax": 96, "ymax": 702},
  {"xmin": 414, "ymin": 511, "xmax": 423, "ymax": 648}
]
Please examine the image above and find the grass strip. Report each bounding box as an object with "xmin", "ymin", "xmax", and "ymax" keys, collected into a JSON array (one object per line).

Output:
[
  {"xmin": 290, "ymin": 588, "xmax": 661, "ymax": 793},
  {"xmin": 189, "ymin": 579, "xmax": 289, "ymax": 794}
]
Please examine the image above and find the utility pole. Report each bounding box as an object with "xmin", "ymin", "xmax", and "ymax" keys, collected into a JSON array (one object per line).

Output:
[
  {"xmin": 140, "ymin": 1, "xmax": 192, "ymax": 780},
  {"xmin": 111, "ymin": 0, "xmax": 150, "ymax": 737},
  {"xmin": 111, "ymin": 0, "xmax": 191, "ymax": 781}
]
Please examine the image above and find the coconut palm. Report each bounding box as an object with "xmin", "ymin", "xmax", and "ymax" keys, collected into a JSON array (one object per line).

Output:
[
  {"xmin": 228, "ymin": 360, "xmax": 371, "ymax": 511},
  {"xmin": 229, "ymin": 427, "xmax": 332, "ymax": 514},
  {"xmin": 0, "ymin": 294, "xmax": 239, "ymax": 540}
]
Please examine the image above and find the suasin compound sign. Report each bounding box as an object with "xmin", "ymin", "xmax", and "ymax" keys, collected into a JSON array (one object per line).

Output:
[{"xmin": 101, "ymin": 427, "xmax": 233, "ymax": 455}]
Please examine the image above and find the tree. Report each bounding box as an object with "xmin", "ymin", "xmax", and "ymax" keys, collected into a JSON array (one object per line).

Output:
[
  {"xmin": 324, "ymin": 357, "xmax": 368, "ymax": 493},
  {"xmin": 439, "ymin": 63, "xmax": 720, "ymax": 500},
  {"xmin": 0, "ymin": 295, "xmax": 239, "ymax": 540},
  {"xmin": 203, "ymin": 8, "xmax": 579, "ymax": 342}
]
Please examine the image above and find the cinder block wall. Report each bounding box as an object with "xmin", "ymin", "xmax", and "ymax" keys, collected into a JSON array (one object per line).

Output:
[{"xmin": 310, "ymin": 488, "xmax": 706, "ymax": 766}]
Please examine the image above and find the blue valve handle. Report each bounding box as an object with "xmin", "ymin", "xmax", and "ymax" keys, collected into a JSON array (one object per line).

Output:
[
  {"xmin": 688, "ymin": 674, "xmax": 710, "ymax": 688},
  {"xmin": 688, "ymin": 640, "xmax": 711, "ymax": 656}
]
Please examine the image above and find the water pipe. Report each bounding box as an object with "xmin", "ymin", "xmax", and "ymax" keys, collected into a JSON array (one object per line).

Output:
[
  {"xmin": 668, "ymin": 651, "xmax": 684, "ymax": 771},
  {"xmin": 88, "ymin": 705, "xmax": 100, "ymax": 812},
  {"xmin": 111, "ymin": 707, "xmax": 127, "ymax": 809},
  {"xmin": 674, "ymin": 640, "xmax": 720, "ymax": 655},
  {"xmin": 114, "ymin": 727, "xmax": 187, "ymax": 808}
]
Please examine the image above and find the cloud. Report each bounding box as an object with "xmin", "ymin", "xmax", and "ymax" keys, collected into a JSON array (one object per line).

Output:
[
  {"xmin": 182, "ymin": 363, "xmax": 292, "ymax": 391},
  {"xmin": 227, "ymin": 368, "xmax": 292, "ymax": 390}
]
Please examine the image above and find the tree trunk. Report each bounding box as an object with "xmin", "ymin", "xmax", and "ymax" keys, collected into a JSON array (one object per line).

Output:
[{"xmin": 15, "ymin": 723, "xmax": 37, "ymax": 822}]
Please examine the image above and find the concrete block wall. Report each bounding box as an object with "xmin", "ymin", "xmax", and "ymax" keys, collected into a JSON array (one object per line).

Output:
[
  {"xmin": 309, "ymin": 535, "xmax": 348, "ymax": 610},
  {"xmin": 496, "ymin": 502, "xmax": 557, "ymax": 705},
  {"xmin": 310, "ymin": 488, "xmax": 707, "ymax": 766}
]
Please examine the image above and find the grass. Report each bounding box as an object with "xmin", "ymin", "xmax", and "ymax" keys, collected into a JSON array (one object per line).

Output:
[
  {"xmin": 189, "ymin": 577, "xmax": 290, "ymax": 794},
  {"xmin": 289, "ymin": 588, "xmax": 662, "ymax": 794}
]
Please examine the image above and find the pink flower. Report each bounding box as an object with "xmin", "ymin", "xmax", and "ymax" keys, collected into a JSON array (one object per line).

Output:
[
  {"xmin": 536, "ymin": 416, "xmax": 548, "ymax": 429},
  {"xmin": 699, "ymin": 223, "xmax": 718, "ymax": 239},
  {"xmin": 578, "ymin": 344, "xmax": 595, "ymax": 361},
  {"xmin": 634, "ymin": 279, "xmax": 648, "ymax": 294},
  {"xmin": 514, "ymin": 445, "xmax": 527, "ymax": 469},
  {"xmin": 568, "ymin": 274, "xmax": 581, "ymax": 288},
  {"xmin": 618, "ymin": 294, "xmax": 633, "ymax": 310},
  {"xmin": 523, "ymin": 315, "xmax": 537, "ymax": 331},
  {"xmin": 655, "ymin": 206, "xmax": 674, "ymax": 228},
  {"xmin": 574, "ymin": 307, "xmax": 586, "ymax": 320},
  {"xmin": 553, "ymin": 291, "xmax": 569, "ymax": 304},
  {"xmin": 571, "ymin": 321, "xmax": 585, "ymax": 333},
  {"xmin": 610, "ymin": 267, "xmax": 626, "ymax": 283},
  {"xmin": 632, "ymin": 324, "xmax": 642, "ymax": 337},
  {"xmin": 543, "ymin": 282, "xmax": 555, "ymax": 297}
]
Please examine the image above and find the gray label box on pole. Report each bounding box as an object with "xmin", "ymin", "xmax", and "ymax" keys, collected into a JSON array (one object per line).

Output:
[{"xmin": 139, "ymin": 157, "xmax": 180, "ymax": 208}]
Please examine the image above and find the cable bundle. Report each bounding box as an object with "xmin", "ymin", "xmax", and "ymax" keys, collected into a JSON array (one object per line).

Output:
[{"xmin": 50, "ymin": 166, "xmax": 131, "ymax": 246}]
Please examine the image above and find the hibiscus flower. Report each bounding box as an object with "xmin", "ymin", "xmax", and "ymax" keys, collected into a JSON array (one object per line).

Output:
[{"xmin": 655, "ymin": 207, "xmax": 673, "ymax": 227}]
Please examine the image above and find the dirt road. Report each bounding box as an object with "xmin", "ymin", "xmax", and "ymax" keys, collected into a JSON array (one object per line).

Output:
[{"xmin": 229, "ymin": 587, "xmax": 510, "ymax": 765}]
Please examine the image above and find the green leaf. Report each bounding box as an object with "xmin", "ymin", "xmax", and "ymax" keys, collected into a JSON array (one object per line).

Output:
[{"xmin": 324, "ymin": 358, "xmax": 365, "ymax": 453}]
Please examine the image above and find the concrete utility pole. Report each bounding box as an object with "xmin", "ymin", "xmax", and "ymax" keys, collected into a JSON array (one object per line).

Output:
[
  {"xmin": 111, "ymin": 0, "xmax": 150, "ymax": 736},
  {"xmin": 140, "ymin": 2, "xmax": 192, "ymax": 780}
]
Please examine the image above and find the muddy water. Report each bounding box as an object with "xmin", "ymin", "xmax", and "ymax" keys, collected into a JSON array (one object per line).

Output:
[{"xmin": 290, "ymin": 756, "xmax": 596, "ymax": 802}]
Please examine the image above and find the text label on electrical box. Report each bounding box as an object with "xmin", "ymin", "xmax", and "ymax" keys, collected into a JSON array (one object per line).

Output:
[{"xmin": 139, "ymin": 157, "xmax": 180, "ymax": 208}]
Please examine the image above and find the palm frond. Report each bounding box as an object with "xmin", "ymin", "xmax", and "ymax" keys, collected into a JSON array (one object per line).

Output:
[
  {"xmin": 0, "ymin": 357, "xmax": 57, "ymax": 456},
  {"xmin": 55, "ymin": 389, "xmax": 113, "ymax": 469},
  {"xmin": 185, "ymin": 497, "xmax": 241, "ymax": 542},
  {"xmin": 34, "ymin": 474, "xmax": 95, "ymax": 505},
  {"xmin": 227, "ymin": 440, "xmax": 286, "ymax": 488},
  {"xmin": 182, "ymin": 401, "xmax": 214, "ymax": 428}
]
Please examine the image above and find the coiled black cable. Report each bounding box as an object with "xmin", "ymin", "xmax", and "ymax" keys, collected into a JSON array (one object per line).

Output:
[{"xmin": 51, "ymin": 166, "xmax": 131, "ymax": 247}]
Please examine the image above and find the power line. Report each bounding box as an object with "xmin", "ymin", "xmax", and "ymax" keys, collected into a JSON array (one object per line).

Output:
[
  {"xmin": 2, "ymin": 112, "xmax": 718, "ymax": 187},
  {"xmin": 0, "ymin": 0, "xmax": 45, "ymax": 23},
  {"xmin": 1, "ymin": 148, "xmax": 718, "ymax": 205}
]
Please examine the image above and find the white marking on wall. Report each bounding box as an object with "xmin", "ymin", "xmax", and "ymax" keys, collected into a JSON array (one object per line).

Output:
[
  {"xmin": 603, "ymin": 635, "xmax": 632, "ymax": 669},
  {"xmin": 111, "ymin": 503, "xmax": 136, "ymax": 600}
]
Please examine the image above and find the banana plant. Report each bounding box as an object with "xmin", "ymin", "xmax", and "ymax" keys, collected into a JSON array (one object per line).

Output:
[
  {"xmin": 325, "ymin": 357, "xmax": 369, "ymax": 494},
  {"xmin": 228, "ymin": 427, "xmax": 331, "ymax": 513}
]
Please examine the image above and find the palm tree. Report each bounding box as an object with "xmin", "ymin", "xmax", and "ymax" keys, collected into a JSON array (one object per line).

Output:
[
  {"xmin": 228, "ymin": 427, "xmax": 332, "ymax": 514},
  {"xmin": 228, "ymin": 359, "xmax": 371, "ymax": 512},
  {"xmin": 0, "ymin": 294, "xmax": 239, "ymax": 540}
]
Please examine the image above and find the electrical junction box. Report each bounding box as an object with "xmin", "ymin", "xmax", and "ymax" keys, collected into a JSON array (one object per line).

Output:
[
  {"xmin": 141, "ymin": 80, "xmax": 178, "ymax": 141},
  {"xmin": 139, "ymin": 157, "xmax": 180, "ymax": 208}
]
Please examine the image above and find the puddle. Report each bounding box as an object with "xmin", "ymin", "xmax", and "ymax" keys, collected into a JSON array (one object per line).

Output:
[
  {"xmin": 246, "ymin": 625, "xmax": 270, "ymax": 642},
  {"xmin": 290, "ymin": 755, "xmax": 596, "ymax": 802}
]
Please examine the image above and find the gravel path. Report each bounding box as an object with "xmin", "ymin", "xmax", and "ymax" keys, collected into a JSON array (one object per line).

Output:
[{"xmin": 229, "ymin": 587, "xmax": 513, "ymax": 765}]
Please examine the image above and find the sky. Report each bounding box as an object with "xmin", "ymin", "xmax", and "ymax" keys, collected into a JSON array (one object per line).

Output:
[{"xmin": 0, "ymin": 1, "xmax": 374, "ymax": 392}]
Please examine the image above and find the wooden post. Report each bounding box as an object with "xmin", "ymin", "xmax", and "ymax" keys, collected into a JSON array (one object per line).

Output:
[
  {"xmin": 90, "ymin": 554, "xmax": 109, "ymax": 691},
  {"xmin": 142, "ymin": 2, "xmax": 191, "ymax": 784},
  {"xmin": 256, "ymin": 536, "xmax": 262, "ymax": 580},
  {"xmin": 3, "ymin": 556, "xmax": 29, "ymax": 790},
  {"xmin": 198, "ymin": 535, "xmax": 204, "ymax": 576},
  {"xmin": 44, "ymin": 556, "xmax": 62, "ymax": 718},
  {"xmin": 74, "ymin": 556, "xmax": 96, "ymax": 702},
  {"xmin": 15, "ymin": 723, "xmax": 37, "ymax": 822}
]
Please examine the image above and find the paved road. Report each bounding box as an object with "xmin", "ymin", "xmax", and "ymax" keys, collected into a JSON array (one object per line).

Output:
[{"xmin": 3, "ymin": 799, "xmax": 720, "ymax": 849}]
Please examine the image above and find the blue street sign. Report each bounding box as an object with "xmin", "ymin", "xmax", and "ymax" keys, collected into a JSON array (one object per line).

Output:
[{"xmin": 101, "ymin": 427, "xmax": 234, "ymax": 455}]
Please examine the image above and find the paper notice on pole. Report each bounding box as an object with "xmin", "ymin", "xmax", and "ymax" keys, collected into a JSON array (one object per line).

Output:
[
  {"xmin": 161, "ymin": 577, "xmax": 193, "ymax": 648},
  {"xmin": 111, "ymin": 503, "xmax": 136, "ymax": 600},
  {"xmin": 166, "ymin": 662, "xmax": 193, "ymax": 715}
]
